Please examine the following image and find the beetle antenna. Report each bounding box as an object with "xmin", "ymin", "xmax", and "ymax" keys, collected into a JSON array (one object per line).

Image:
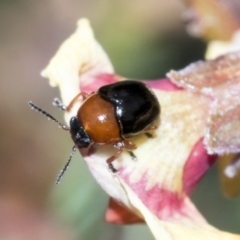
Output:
[
  {"xmin": 56, "ymin": 145, "xmax": 76, "ymax": 184},
  {"xmin": 28, "ymin": 101, "xmax": 69, "ymax": 131}
]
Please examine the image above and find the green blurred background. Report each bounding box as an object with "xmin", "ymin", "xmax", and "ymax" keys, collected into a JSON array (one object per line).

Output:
[{"xmin": 0, "ymin": 0, "xmax": 239, "ymax": 239}]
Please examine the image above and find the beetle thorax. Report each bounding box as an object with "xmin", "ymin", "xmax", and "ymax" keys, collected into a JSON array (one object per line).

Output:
[{"xmin": 77, "ymin": 94, "xmax": 121, "ymax": 145}]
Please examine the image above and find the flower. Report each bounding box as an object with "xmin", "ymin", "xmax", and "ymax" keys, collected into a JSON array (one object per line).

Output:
[{"xmin": 41, "ymin": 19, "xmax": 240, "ymax": 239}]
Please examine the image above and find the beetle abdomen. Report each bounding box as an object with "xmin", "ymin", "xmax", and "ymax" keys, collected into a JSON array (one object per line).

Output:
[{"xmin": 98, "ymin": 81, "xmax": 160, "ymax": 137}]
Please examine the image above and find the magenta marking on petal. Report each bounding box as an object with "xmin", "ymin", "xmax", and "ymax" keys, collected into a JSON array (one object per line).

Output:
[
  {"xmin": 140, "ymin": 184, "xmax": 184, "ymax": 219},
  {"xmin": 144, "ymin": 79, "xmax": 183, "ymax": 91},
  {"xmin": 183, "ymin": 139, "xmax": 217, "ymax": 195},
  {"xmin": 81, "ymin": 76, "xmax": 181, "ymax": 93},
  {"xmin": 119, "ymin": 171, "xmax": 186, "ymax": 220},
  {"xmin": 80, "ymin": 73, "xmax": 117, "ymax": 93}
]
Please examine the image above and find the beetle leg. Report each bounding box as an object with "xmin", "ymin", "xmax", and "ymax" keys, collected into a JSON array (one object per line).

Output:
[
  {"xmin": 66, "ymin": 92, "xmax": 90, "ymax": 112},
  {"xmin": 106, "ymin": 143, "xmax": 124, "ymax": 173},
  {"xmin": 128, "ymin": 151, "xmax": 137, "ymax": 161},
  {"xmin": 123, "ymin": 138, "xmax": 137, "ymax": 150},
  {"xmin": 143, "ymin": 125, "xmax": 157, "ymax": 132},
  {"xmin": 108, "ymin": 163, "xmax": 117, "ymax": 173},
  {"xmin": 52, "ymin": 98, "xmax": 67, "ymax": 111},
  {"xmin": 145, "ymin": 132, "xmax": 153, "ymax": 138},
  {"xmin": 107, "ymin": 139, "xmax": 137, "ymax": 172},
  {"xmin": 143, "ymin": 125, "xmax": 157, "ymax": 138}
]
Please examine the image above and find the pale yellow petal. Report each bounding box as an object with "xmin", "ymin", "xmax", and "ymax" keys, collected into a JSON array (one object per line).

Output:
[{"xmin": 41, "ymin": 18, "xmax": 114, "ymax": 122}]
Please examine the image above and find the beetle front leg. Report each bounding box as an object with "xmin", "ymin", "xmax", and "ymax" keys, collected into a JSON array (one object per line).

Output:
[
  {"xmin": 53, "ymin": 98, "xmax": 67, "ymax": 111},
  {"xmin": 66, "ymin": 92, "xmax": 90, "ymax": 112},
  {"xmin": 53, "ymin": 92, "xmax": 91, "ymax": 111}
]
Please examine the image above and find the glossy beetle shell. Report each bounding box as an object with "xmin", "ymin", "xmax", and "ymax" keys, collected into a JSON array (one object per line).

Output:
[
  {"xmin": 98, "ymin": 81, "xmax": 160, "ymax": 137},
  {"xmin": 68, "ymin": 80, "xmax": 160, "ymax": 172}
]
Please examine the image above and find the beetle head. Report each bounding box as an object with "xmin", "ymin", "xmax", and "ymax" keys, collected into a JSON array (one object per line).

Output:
[{"xmin": 70, "ymin": 116, "xmax": 91, "ymax": 148}]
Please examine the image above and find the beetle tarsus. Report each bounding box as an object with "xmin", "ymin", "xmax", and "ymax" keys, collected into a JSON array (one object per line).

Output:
[
  {"xmin": 145, "ymin": 132, "xmax": 153, "ymax": 138},
  {"xmin": 108, "ymin": 163, "xmax": 117, "ymax": 173},
  {"xmin": 53, "ymin": 98, "xmax": 67, "ymax": 111},
  {"xmin": 128, "ymin": 151, "xmax": 137, "ymax": 161}
]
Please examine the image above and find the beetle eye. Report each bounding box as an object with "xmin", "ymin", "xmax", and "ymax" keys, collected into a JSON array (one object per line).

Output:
[{"xmin": 70, "ymin": 117, "xmax": 91, "ymax": 148}]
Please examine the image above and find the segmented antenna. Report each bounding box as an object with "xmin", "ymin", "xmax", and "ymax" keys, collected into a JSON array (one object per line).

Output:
[
  {"xmin": 56, "ymin": 145, "xmax": 76, "ymax": 184},
  {"xmin": 28, "ymin": 101, "xmax": 69, "ymax": 131},
  {"xmin": 28, "ymin": 100, "xmax": 77, "ymax": 184}
]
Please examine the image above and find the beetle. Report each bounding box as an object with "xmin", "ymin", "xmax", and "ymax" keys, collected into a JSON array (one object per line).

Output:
[{"xmin": 29, "ymin": 80, "xmax": 160, "ymax": 183}]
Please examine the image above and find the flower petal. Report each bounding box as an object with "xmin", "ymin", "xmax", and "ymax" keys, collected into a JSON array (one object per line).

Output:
[
  {"xmin": 42, "ymin": 17, "xmax": 210, "ymax": 223},
  {"xmin": 121, "ymin": 181, "xmax": 240, "ymax": 240},
  {"xmin": 168, "ymin": 52, "xmax": 240, "ymax": 155},
  {"xmin": 41, "ymin": 18, "xmax": 115, "ymax": 123},
  {"xmin": 40, "ymin": 18, "xmax": 240, "ymax": 238},
  {"xmin": 182, "ymin": 0, "xmax": 240, "ymax": 41},
  {"xmin": 206, "ymin": 30, "xmax": 240, "ymax": 60}
]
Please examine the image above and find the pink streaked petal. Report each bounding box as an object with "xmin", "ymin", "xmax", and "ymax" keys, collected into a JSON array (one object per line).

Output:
[
  {"xmin": 114, "ymin": 138, "xmax": 215, "ymax": 224},
  {"xmin": 80, "ymin": 77, "xmax": 182, "ymax": 94},
  {"xmin": 82, "ymin": 89, "xmax": 211, "ymax": 224},
  {"xmin": 80, "ymin": 73, "xmax": 118, "ymax": 93},
  {"xmin": 183, "ymin": 139, "xmax": 217, "ymax": 195},
  {"xmin": 119, "ymin": 171, "xmax": 207, "ymax": 225},
  {"xmin": 43, "ymin": 42, "xmax": 212, "ymax": 224},
  {"xmin": 209, "ymin": 77, "xmax": 240, "ymax": 114},
  {"xmin": 41, "ymin": 18, "xmax": 238, "ymax": 237},
  {"xmin": 167, "ymin": 52, "xmax": 240, "ymax": 92},
  {"xmin": 118, "ymin": 178, "xmax": 240, "ymax": 239},
  {"xmin": 205, "ymin": 105, "xmax": 240, "ymax": 154},
  {"xmin": 81, "ymin": 77, "xmax": 182, "ymax": 94},
  {"xmin": 168, "ymin": 52, "xmax": 240, "ymax": 155},
  {"xmin": 144, "ymin": 79, "xmax": 182, "ymax": 91}
]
